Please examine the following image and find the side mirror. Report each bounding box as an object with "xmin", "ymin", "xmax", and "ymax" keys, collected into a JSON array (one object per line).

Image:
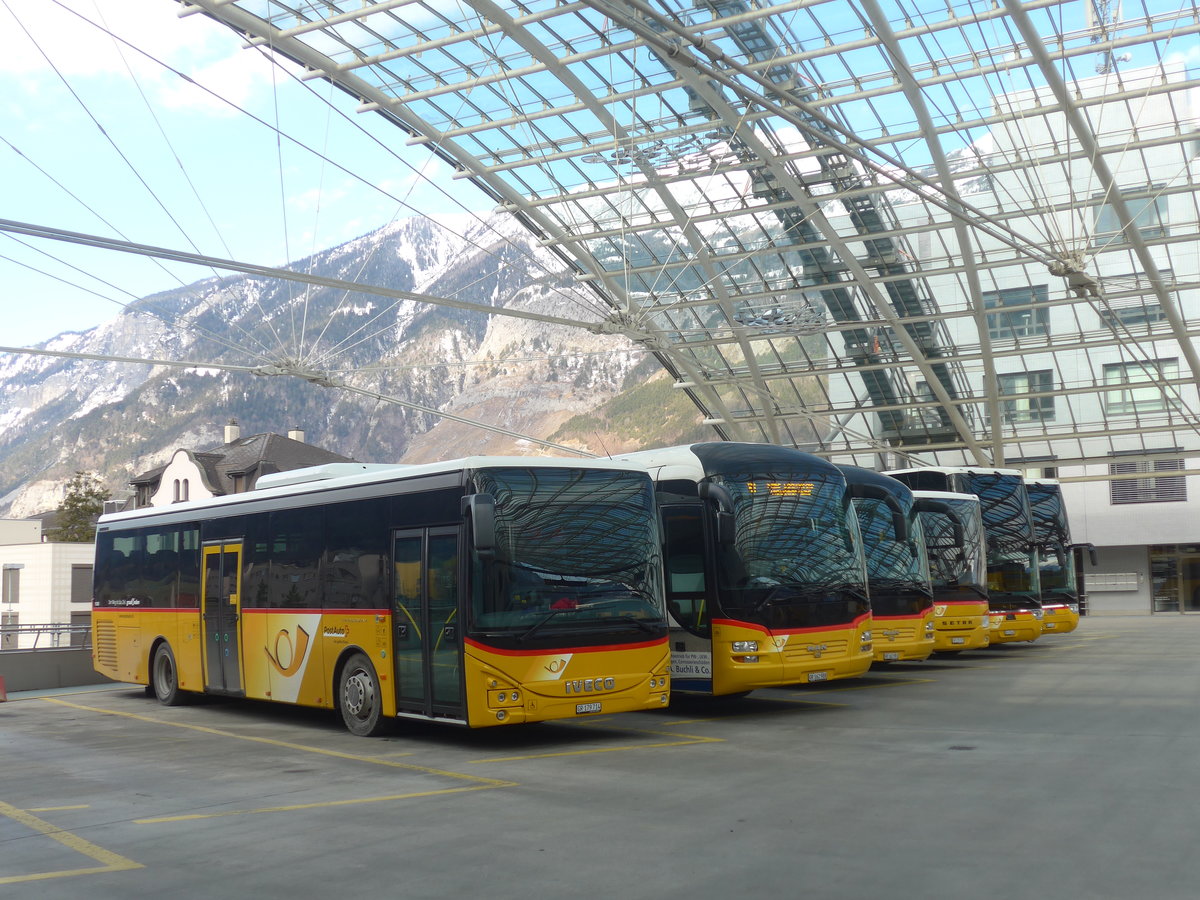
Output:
[
  {"xmin": 698, "ymin": 482, "xmax": 736, "ymax": 547},
  {"xmin": 913, "ymin": 499, "xmax": 964, "ymax": 548},
  {"xmin": 461, "ymin": 493, "xmax": 496, "ymax": 559},
  {"xmin": 848, "ymin": 484, "xmax": 909, "ymax": 543}
]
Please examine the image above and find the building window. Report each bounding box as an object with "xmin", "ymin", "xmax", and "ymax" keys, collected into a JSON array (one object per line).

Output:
[
  {"xmin": 1092, "ymin": 186, "xmax": 1168, "ymax": 250},
  {"xmin": 984, "ymin": 285, "xmax": 1049, "ymax": 340},
  {"xmin": 1110, "ymin": 458, "xmax": 1187, "ymax": 504},
  {"xmin": 1103, "ymin": 358, "xmax": 1179, "ymax": 414},
  {"xmin": 1, "ymin": 566, "xmax": 18, "ymax": 605},
  {"xmin": 173, "ymin": 479, "xmax": 181, "ymax": 503},
  {"xmin": 182, "ymin": 479, "xmax": 190, "ymax": 502},
  {"xmin": 71, "ymin": 565, "xmax": 93, "ymax": 604},
  {"xmin": 999, "ymin": 370, "xmax": 1055, "ymax": 423}
]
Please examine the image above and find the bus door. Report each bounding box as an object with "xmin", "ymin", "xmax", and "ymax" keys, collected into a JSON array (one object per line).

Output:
[
  {"xmin": 202, "ymin": 542, "xmax": 243, "ymax": 695},
  {"xmin": 391, "ymin": 528, "xmax": 463, "ymax": 718}
]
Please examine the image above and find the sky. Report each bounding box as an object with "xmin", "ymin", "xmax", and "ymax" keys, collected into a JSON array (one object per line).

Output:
[{"xmin": 0, "ymin": 0, "xmax": 478, "ymax": 347}]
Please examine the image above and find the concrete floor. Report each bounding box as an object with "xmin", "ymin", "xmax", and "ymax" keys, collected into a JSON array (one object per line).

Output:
[{"xmin": 2, "ymin": 616, "xmax": 1197, "ymax": 899}]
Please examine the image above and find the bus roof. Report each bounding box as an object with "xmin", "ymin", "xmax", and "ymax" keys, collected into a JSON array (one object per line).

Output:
[
  {"xmin": 911, "ymin": 489, "xmax": 980, "ymax": 503},
  {"xmin": 886, "ymin": 465, "xmax": 1025, "ymax": 478},
  {"xmin": 616, "ymin": 442, "xmax": 841, "ymax": 482},
  {"xmin": 98, "ymin": 454, "xmax": 647, "ymax": 526}
]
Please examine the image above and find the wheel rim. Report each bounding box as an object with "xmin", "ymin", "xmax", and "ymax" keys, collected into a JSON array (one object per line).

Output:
[
  {"xmin": 154, "ymin": 652, "xmax": 173, "ymax": 696},
  {"xmin": 344, "ymin": 668, "xmax": 375, "ymax": 720}
]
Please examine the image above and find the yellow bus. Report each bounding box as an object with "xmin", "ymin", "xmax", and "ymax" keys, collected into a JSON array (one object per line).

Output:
[
  {"xmin": 887, "ymin": 467, "xmax": 1043, "ymax": 646},
  {"xmin": 913, "ymin": 490, "xmax": 990, "ymax": 652},
  {"xmin": 837, "ymin": 466, "xmax": 934, "ymax": 663},
  {"xmin": 1026, "ymin": 478, "xmax": 1096, "ymax": 635},
  {"xmin": 92, "ymin": 458, "xmax": 670, "ymax": 734},
  {"xmin": 616, "ymin": 443, "xmax": 875, "ymax": 695}
]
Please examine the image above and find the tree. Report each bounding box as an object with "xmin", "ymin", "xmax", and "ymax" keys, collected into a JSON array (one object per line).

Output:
[{"xmin": 47, "ymin": 472, "xmax": 110, "ymax": 543}]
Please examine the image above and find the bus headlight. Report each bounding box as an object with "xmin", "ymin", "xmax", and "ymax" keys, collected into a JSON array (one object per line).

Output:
[
  {"xmin": 860, "ymin": 631, "xmax": 873, "ymax": 643},
  {"xmin": 732, "ymin": 641, "xmax": 759, "ymax": 653},
  {"xmin": 1033, "ymin": 609, "xmax": 1044, "ymax": 620}
]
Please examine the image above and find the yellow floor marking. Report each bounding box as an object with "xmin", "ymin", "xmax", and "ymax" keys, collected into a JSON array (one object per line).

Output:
[
  {"xmin": 42, "ymin": 697, "xmax": 514, "ymax": 788},
  {"xmin": 135, "ymin": 784, "xmax": 498, "ymax": 824},
  {"xmin": 470, "ymin": 724, "xmax": 724, "ymax": 763},
  {"xmin": 0, "ymin": 800, "xmax": 142, "ymax": 886},
  {"xmin": 26, "ymin": 805, "xmax": 90, "ymax": 812}
]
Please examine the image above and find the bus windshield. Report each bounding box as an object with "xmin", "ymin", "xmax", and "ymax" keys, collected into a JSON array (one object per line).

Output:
[
  {"xmin": 1039, "ymin": 545, "xmax": 1077, "ymax": 595},
  {"xmin": 855, "ymin": 496, "xmax": 931, "ymax": 616},
  {"xmin": 957, "ymin": 472, "xmax": 1035, "ymax": 553},
  {"xmin": 468, "ymin": 467, "xmax": 664, "ymax": 634},
  {"xmin": 710, "ymin": 473, "xmax": 868, "ymax": 622},
  {"xmin": 921, "ymin": 500, "xmax": 987, "ymax": 595}
]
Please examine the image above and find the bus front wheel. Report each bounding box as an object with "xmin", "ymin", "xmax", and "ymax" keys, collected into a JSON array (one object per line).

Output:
[
  {"xmin": 152, "ymin": 643, "xmax": 187, "ymax": 706},
  {"xmin": 338, "ymin": 653, "xmax": 387, "ymax": 737}
]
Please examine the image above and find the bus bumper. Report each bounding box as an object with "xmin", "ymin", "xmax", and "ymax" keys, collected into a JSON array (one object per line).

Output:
[{"xmin": 1040, "ymin": 605, "xmax": 1080, "ymax": 634}]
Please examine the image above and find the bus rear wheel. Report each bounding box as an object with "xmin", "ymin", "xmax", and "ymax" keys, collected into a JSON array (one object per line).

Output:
[
  {"xmin": 152, "ymin": 643, "xmax": 187, "ymax": 706},
  {"xmin": 339, "ymin": 653, "xmax": 387, "ymax": 737}
]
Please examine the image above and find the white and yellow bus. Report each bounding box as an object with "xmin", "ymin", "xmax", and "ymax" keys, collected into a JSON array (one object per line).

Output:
[
  {"xmin": 837, "ymin": 465, "xmax": 935, "ymax": 664},
  {"xmin": 913, "ymin": 490, "xmax": 990, "ymax": 652},
  {"xmin": 92, "ymin": 458, "xmax": 670, "ymax": 734},
  {"xmin": 617, "ymin": 443, "xmax": 875, "ymax": 695},
  {"xmin": 1026, "ymin": 478, "xmax": 1096, "ymax": 635},
  {"xmin": 887, "ymin": 467, "xmax": 1043, "ymax": 646}
]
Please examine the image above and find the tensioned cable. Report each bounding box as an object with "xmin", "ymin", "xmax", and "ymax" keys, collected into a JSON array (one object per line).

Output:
[
  {"xmin": 6, "ymin": 3, "xmax": 280, "ymax": 364},
  {"xmin": 0, "ymin": 138, "xmax": 275, "ymax": 362},
  {"xmin": 61, "ymin": 0, "xmax": 614, "ymax": 333},
  {"xmin": 85, "ymin": 0, "xmax": 290, "ymax": 360},
  {"xmin": 4, "ymin": 0, "xmax": 280, "ymax": 363},
  {"xmin": 0, "ymin": 218, "xmax": 631, "ymax": 336},
  {"xmin": 0, "ymin": 342, "xmax": 596, "ymax": 457}
]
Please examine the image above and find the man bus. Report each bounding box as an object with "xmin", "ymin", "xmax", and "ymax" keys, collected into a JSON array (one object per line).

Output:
[
  {"xmin": 616, "ymin": 443, "xmax": 876, "ymax": 695},
  {"xmin": 1026, "ymin": 478, "xmax": 1096, "ymax": 635},
  {"xmin": 913, "ymin": 490, "xmax": 990, "ymax": 652},
  {"xmin": 92, "ymin": 457, "xmax": 670, "ymax": 735},
  {"xmin": 837, "ymin": 465, "xmax": 935, "ymax": 663},
  {"xmin": 887, "ymin": 466, "xmax": 1043, "ymax": 646}
]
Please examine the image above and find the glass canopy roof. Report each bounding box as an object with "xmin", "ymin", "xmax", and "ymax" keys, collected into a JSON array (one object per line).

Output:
[{"xmin": 180, "ymin": 0, "xmax": 1200, "ymax": 469}]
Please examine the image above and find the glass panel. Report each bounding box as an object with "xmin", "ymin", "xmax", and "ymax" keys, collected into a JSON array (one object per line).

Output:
[
  {"xmin": 662, "ymin": 507, "xmax": 710, "ymax": 637},
  {"xmin": 1181, "ymin": 557, "xmax": 1200, "ymax": 613},
  {"xmin": 393, "ymin": 534, "xmax": 425, "ymax": 706},
  {"xmin": 1150, "ymin": 551, "xmax": 1178, "ymax": 612},
  {"xmin": 427, "ymin": 533, "xmax": 460, "ymax": 708}
]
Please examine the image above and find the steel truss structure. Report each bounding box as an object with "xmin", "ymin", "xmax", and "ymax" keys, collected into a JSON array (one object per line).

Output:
[{"xmin": 180, "ymin": 0, "xmax": 1200, "ymax": 470}]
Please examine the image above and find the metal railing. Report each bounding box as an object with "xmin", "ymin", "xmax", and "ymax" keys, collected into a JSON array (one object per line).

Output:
[{"xmin": 0, "ymin": 623, "xmax": 92, "ymax": 651}]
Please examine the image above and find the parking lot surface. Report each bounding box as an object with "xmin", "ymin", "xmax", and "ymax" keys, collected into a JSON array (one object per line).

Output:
[{"xmin": 3, "ymin": 616, "xmax": 1198, "ymax": 899}]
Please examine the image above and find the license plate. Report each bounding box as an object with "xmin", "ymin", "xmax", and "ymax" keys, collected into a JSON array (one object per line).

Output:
[
  {"xmin": 1045, "ymin": 622, "xmax": 1057, "ymax": 629},
  {"xmin": 807, "ymin": 671, "xmax": 829, "ymax": 683},
  {"xmin": 1003, "ymin": 629, "xmax": 1015, "ymax": 636},
  {"xmin": 883, "ymin": 652, "xmax": 900, "ymax": 661},
  {"xmin": 951, "ymin": 636, "xmax": 965, "ymax": 645},
  {"xmin": 575, "ymin": 702, "xmax": 602, "ymax": 714}
]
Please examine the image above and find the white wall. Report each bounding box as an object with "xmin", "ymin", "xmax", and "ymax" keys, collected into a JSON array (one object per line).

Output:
[
  {"xmin": 149, "ymin": 450, "xmax": 216, "ymax": 508},
  {"xmin": 0, "ymin": 542, "xmax": 96, "ymax": 647},
  {"xmin": 1081, "ymin": 545, "xmax": 1150, "ymax": 616},
  {"xmin": 0, "ymin": 520, "xmax": 42, "ymax": 545}
]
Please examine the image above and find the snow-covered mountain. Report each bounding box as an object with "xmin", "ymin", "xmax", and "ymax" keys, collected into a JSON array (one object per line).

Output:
[{"xmin": 0, "ymin": 213, "xmax": 708, "ymax": 517}]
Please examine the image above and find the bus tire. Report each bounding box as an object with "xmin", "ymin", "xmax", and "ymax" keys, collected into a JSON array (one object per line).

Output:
[
  {"xmin": 338, "ymin": 652, "xmax": 386, "ymax": 737},
  {"xmin": 152, "ymin": 643, "xmax": 187, "ymax": 706}
]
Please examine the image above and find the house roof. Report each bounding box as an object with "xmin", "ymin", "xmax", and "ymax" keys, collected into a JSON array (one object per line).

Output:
[{"xmin": 130, "ymin": 432, "xmax": 353, "ymax": 497}]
